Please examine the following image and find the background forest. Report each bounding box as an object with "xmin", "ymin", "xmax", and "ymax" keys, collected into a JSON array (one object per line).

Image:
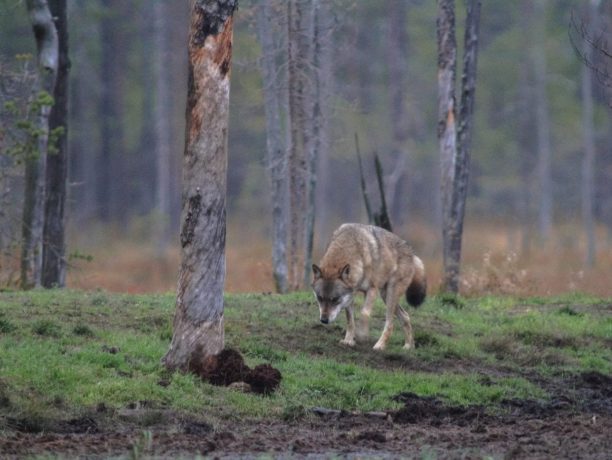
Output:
[{"xmin": 1, "ymin": 0, "xmax": 611, "ymax": 295}]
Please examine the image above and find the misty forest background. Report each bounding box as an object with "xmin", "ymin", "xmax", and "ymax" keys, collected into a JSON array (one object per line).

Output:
[{"xmin": 1, "ymin": 0, "xmax": 611, "ymax": 296}]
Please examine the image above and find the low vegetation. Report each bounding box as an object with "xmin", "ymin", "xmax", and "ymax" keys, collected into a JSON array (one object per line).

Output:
[{"xmin": 0, "ymin": 289, "xmax": 609, "ymax": 434}]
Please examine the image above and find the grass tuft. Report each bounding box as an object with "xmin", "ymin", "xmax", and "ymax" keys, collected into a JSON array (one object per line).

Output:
[{"xmin": 32, "ymin": 319, "xmax": 62, "ymax": 337}]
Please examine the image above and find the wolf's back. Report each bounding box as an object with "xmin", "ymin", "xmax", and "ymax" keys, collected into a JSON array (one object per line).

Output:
[{"xmin": 406, "ymin": 256, "xmax": 427, "ymax": 307}]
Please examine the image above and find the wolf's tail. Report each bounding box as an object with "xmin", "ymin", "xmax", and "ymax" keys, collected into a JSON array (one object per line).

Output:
[{"xmin": 406, "ymin": 255, "xmax": 427, "ymax": 307}]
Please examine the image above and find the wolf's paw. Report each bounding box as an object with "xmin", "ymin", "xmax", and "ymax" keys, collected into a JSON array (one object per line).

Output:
[
  {"xmin": 402, "ymin": 342, "xmax": 415, "ymax": 350},
  {"xmin": 340, "ymin": 338, "xmax": 356, "ymax": 347},
  {"xmin": 372, "ymin": 341, "xmax": 387, "ymax": 351}
]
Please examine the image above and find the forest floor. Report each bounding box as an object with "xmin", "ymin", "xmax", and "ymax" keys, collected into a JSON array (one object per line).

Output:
[{"xmin": 0, "ymin": 290, "xmax": 610, "ymax": 458}]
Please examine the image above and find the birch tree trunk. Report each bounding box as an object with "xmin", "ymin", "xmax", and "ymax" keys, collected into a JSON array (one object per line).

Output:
[
  {"xmin": 162, "ymin": 0, "xmax": 237, "ymax": 371},
  {"xmin": 153, "ymin": 0, "xmax": 172, "ymax": 251},
  {"xmin": 42, "ymin": 0, "xmax": 69, "ymax": 288},
  {"xmin": 21, "ymin": 0, "xmax": 58, "ymax": 289},
  {"xmin": 534, "ymin": 0, "xmax": 553, "ymax": 240},
  {"xmin": 257, "ymin": 0, "xmax": 289, "ymax": 293},
  {"xmin": 581, "ymin": 0, "xmax": 598, "ymax": 268},
  {"xmin": 437, "ymin": 0, "xmax": 481, "ymax": 293}
]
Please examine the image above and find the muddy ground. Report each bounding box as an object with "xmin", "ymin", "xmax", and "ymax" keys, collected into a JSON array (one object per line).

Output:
[{"xmin": 1, "ymin": 370, "xmax": 610, "ymax": 459}]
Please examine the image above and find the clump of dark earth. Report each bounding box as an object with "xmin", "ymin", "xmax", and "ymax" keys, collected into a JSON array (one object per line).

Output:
[
  {"xmin": 190, "ymin": 348, "xmax": 282, "ymax": 394},
  {"xmin": 391, "ymin": 392, "xmax": 486, "ymax": 426},
  {"xmin": 245, "ymin": 364, "xmax": 282, "ymax": 394},
  {"xmin": 190, "ymin": 348, "xmax": 250, "ymax": 386}
]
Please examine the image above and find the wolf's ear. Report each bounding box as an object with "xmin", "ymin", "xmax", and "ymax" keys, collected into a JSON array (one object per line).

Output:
[
  {"xmin": 339, "ymin": 264, "xmax": 350, "ymax": 283},
  {"xmin": 312, "ymin": 264, "xmax": 322, "ymax": 280}
]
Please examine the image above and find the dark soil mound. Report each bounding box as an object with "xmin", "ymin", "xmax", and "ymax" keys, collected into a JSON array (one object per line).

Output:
[
  {"xmin": 245, "ymin": 364, "xmax": 282, "ymax": 395},
  {"xmin": 191, "ymin": 348, "xmax": 251, "ymax": 386},
  {"xmin": 189, "ymin": 348, "xmax": 283, "ymax": 395},
  {"xmin": 391, "ymin": 392, "xmax": 486, "ymax": 426}
]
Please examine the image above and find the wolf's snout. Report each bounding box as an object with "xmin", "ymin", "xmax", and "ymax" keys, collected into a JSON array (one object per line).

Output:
[{"xmin": 320, "ymin": 317, "xmax": 329, "ymax": 324}]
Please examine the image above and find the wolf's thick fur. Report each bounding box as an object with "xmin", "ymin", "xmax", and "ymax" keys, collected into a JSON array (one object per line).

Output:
[{"xmin": 312, "ymin": 223, "xmax": 426, "ymax": 350}]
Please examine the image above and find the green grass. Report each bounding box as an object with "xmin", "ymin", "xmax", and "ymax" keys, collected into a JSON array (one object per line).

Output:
[{"xmin": 0, "ymin": 289, "xmax": 609, "ymax": 427}]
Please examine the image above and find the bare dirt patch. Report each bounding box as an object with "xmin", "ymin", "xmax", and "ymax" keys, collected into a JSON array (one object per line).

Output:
[{"xmin": 1, "ymin": 370, "xmax": 610, "ymax": 458}]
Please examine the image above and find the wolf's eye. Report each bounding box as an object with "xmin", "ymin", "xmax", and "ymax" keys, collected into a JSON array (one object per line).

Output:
[{"xmin": 331, "ymin": 297, "xmax": 340, "ymax": 304}]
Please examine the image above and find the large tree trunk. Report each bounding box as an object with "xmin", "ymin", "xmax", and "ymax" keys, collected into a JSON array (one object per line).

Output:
[
  {"xmin": 257, "ymin": 0, "xmax": 289, "ymax": 293},
  {"xmin": 162, "ymin": 0, "xmax": 237, "ymax": 371},
  {"xmin": 437, "ymin": 0, "xmax": 481, "ymax": 293},
  {"xmin": 42, "ymin": 0, "xmax": 69, "ymax": 288},
  {"xmin": 533, "ymin": 0, "xmax": 553, "ymax": 240},
  {"xmin": 581, "ymin": 1, "xmax": 597, "ymax": 268},
  {"xmin": 21, "ymin": 0, "xmax": 58, "ymax": 289},
  {"xmin": 153, "ymin": 0, "xmax": 172, "ymax": 251}
]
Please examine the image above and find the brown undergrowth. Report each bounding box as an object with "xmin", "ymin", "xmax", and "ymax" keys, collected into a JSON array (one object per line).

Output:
[{"xmin": 57, "ymin": 219, "xmax": 612, "ymax": 296}]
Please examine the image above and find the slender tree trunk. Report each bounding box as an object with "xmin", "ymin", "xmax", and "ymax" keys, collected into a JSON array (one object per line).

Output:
[
  {"xmin": 534, "ymin": 0, "xmax": 553, "ymax": 240},
  {"xmin": 162, "ymin": 0, "xmax": 237, "ymax": 371},
  {"xmin": 257, "ymin": 0, "xmax": 289, "ymax": 293},
  {"xmin": 437, "ymin": 0, "xmax": 481, "ymax": 293},
  {"xmin": 98, "ymin": 0, "xmax": 125, "ymax": 223},
  {"xmin": 154, "ymin": 0, "xmax": 172, "ymax": 251},
  {"xmin": 581, "ymin": 1, "xmax": 597, "ymax": 267},
  {"xmin": 303, "ymin": 0, "xmax": 323, "ymax": 287},
  {"xmin": 517, "ymin": 0, "xmax": 534, "ymax": 256},
  {"xmin": 437, "ymin": 0, "xmax": 458, "ymax": 292},
  {"xmin": 287, "ymin": 0, "xmax": 307, "ymax": 290},
  {"xmin": 42, "ymin": 0, "xmax": 69, "ymax": 288},
  {"xmin": 21, "ymin": 0, "xmax": 58, "ymax": 289},
  {"xmin": 386, "ymin": 0, "xmax": 409, "ymax": 219}
]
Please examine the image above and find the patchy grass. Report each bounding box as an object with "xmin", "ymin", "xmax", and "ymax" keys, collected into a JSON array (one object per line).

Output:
[{"xmin": 0, "ymin": 289, "xmax": 609, "ymax": 429}]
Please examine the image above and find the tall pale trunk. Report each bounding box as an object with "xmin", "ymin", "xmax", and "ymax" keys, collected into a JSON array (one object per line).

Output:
[
  {"xmin": 162, "ymin": 0, "xmax": 237, "ymax": 371},
  {"xmin": 42, "ymin": 0, "xmax": 69, "ymax": 288},
  {"xmin": 581, "ymin": 1, "xmax": 598, "ymax": 267},
  {"xmin": 257, "ymin": 0, "xmax": 289, "ymax": 293},
  {"xmin": 534, "ymin": 0, "xmax": 553, "ymax": 240},
  {"xmin": 21, "ymin": 0, "xmax": 58, "ymax": 289}
]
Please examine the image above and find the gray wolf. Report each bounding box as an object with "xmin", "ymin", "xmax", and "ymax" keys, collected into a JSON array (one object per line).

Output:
[{"xmin": 312, "ymin": 223, "xmax": 426, "ymax": 350}]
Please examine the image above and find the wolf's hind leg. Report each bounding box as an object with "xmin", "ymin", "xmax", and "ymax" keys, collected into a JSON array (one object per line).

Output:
[
  {"xmin": 373, "ymin": 285, "xmax": 399, "ymax": 351},
  {"xmin": 396, "ymin": 306, "xmax": 415, "ymax": 349},
  {"xmin": 356, "ymin": 288, "xmax": 377, "ymax": 341},
  {"xmin": 341, "ymin": 304, "xmax": 356, "ymax": 346}
]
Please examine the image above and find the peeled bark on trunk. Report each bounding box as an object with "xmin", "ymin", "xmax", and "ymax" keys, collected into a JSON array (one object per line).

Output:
[
  {"xmin": 437, "ymin": 0, "xmax": 458, "ymax": 292},
  {"xmin": 257, "ymin": 0, "xmax": 289, "ymax": 293},
  {"xmin": 162, "ymin": 0, "xmax": 237, "ymax": 371},
  {"xmin": 21, "ymin": 0, "xmax": 58, "ymax": 289},
  {"xmin": 534, "ymin": 0, "xmax": 553, "ymax": 240},
  {"xmin": 437, "ymin": 0, "xmax": 481, "ymax": 293},
  {"xmin": 42, "ymin": 0, "xmax": 69, "ymax": 288},
  {"xmin": 581, "ymin": 1, "xmax": 597, "ymax": 268}
]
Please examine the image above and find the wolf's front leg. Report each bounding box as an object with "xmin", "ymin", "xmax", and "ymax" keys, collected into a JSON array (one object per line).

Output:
[
  {"xmin": 340, "ymin": 304, "xmax": 356, "ymax": 346},
  {"xmin": 356, "ymin": 288, "xmax": 377, "ymax": 341}
]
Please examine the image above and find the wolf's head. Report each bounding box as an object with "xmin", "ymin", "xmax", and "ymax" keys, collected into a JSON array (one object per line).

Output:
[{"xmin": 311, "ymin": 264, "xmax": 354, "ymax": 324}]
